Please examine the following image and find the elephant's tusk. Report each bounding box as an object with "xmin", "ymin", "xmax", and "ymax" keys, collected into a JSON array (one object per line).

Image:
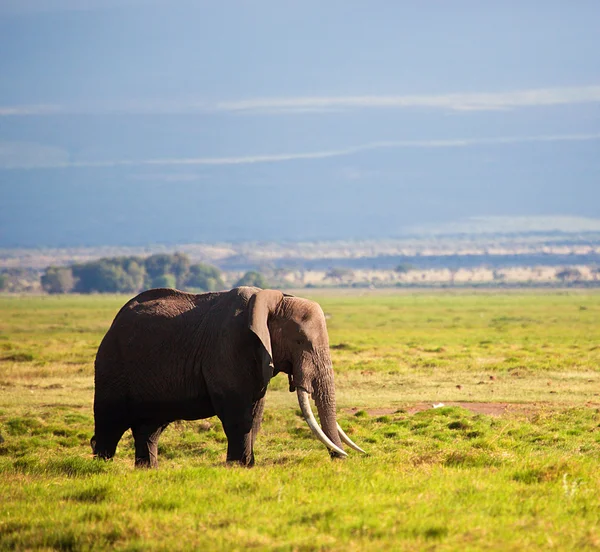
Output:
[
  {"xmin": 296, "ymin": 388, "xmax": 348, "ymax": 457},
  {"xmin": 336, "ymin": 423, "xmax": 366, "ymax": 454}
]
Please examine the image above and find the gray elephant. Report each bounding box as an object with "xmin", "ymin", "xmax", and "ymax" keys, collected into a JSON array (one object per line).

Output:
[{"xmin": 92, "ymin": 286, "xmax": 363, "ymax": 467}]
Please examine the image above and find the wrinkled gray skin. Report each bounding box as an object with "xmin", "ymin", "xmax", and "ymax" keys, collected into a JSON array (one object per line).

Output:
[{"xmin": 92, "ymin": 286, "xmax": 344, "ymax": 467}]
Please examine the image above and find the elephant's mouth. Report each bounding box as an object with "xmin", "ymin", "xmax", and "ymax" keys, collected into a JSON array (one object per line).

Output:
[{"xmin": 296, "ymin": 387, "xmax": 365, "ymax": 457}]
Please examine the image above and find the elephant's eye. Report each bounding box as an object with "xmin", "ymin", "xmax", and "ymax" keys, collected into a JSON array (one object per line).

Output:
[{"xmin": 296, "ymin": 339, "xmax": 305, "ymax": 345}]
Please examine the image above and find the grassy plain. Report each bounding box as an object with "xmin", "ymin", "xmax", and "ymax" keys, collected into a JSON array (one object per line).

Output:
[{"xmin": 0, "ymin": 290, "xmax": 599, "ymax": 551}]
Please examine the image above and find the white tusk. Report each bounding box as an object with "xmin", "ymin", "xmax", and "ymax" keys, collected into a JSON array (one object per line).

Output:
[
  {"xmin": 336, "ymin": 423, "xmax": 366, "ymax": 454},
  {"xmin": 296, "ymin": 388, "xmax": 348, "ymax": 457}
]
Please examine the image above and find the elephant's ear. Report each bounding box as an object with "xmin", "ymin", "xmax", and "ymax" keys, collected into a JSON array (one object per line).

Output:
[{"xmin": 248, "ymin": 289, "xmax": 284, "ymax": 390}]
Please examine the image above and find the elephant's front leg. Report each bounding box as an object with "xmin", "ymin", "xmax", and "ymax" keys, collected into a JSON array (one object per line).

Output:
[
  {"xmin": 219, "ymin": 399, "xmax": 263, "ymax": 467},
  {"xmin": 222, "ymin": 417, "xmax": 254, "ymax": 466}
]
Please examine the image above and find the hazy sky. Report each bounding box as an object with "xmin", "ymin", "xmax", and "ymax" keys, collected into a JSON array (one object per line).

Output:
[{"xmin": 1, "ymin": 1, "xmax": 599, "ymax": 246}]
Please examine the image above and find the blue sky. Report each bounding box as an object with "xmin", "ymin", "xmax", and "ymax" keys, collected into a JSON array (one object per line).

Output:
[{"xmin": 1, "ymin": 1, "xmax": 599, "ymax": 246}]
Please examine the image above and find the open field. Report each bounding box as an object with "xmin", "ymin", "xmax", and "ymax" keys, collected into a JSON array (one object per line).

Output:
[{"xmin": 1, "ymin": 291, "xmax": 600, "ymax": 550}]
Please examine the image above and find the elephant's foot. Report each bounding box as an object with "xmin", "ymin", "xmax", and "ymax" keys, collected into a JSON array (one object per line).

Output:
[
  {"xmin": 225, "ymin": 452, "xmax": 255, "ymax": 467},
  {"xmin": 134, "ymin": 455, "xmax": 158, "ymax": 469}
]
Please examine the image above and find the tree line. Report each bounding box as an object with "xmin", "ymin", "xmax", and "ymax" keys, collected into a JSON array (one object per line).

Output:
[{"xmin": 40, "ymin": 253, "xmax": 268, "ymax": 294}]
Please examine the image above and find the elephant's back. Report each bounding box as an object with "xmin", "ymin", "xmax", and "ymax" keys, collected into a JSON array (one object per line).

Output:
[
  {"xmin": 94, "ymin": 290, "xmax": 206, "ymax": 399},
  {"xmin": 115, "ymin": 288, "xmax": 220, "ymax": 320},
  {"xmin": 94, "ymin": 287, "xmax": 256, "ymax": 406}
]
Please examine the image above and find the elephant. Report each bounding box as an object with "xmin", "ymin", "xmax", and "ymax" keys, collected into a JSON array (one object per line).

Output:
[{"xmin": 91, "ymin": 286, "xmax": 364, "ymax": 467}]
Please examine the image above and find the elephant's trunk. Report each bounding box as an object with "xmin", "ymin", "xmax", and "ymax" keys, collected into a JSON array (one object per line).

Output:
[
  {"xmin": 297, "ymin": 388, "xmax": 347, "ymax": 457},
  {"xmin": 312, "ymin": 368, "xmax": 346, "ymax": 456},
  {"xmin": 295, "ymin": 348, "xmax": 364, "ymax": 457}
]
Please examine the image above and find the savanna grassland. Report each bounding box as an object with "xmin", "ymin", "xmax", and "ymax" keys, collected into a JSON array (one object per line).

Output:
[{"xmin": 1, "ymin": 291, "xmax": 599, "ymax": 551}]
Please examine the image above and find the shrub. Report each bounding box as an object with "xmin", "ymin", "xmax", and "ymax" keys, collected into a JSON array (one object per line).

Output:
[
  {"xmin": 235, "ymin": 271, "xmax": 269, "ymax": 288},
  {"xmin": 72, "ymin": 260, "xmax": 142, "ymax": 293},
  {"xmin": 183, "ymin": 263, "xmax": 224, "ymax": 291},
  {"xmin": 152, "ymin": 274, "xmax": 177, "ymax": 289},
  {"xmin": 394, "ymin": 263, "xmax": 415, "ymax": 273},
  {"xmin": 41, "ymin": 267, "xmax": 76, "ymax": 294}
]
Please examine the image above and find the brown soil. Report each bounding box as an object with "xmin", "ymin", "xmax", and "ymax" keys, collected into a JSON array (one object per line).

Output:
[{"xmin": 346, "ymin": 401, "xmax": 600, "ymax": 418}]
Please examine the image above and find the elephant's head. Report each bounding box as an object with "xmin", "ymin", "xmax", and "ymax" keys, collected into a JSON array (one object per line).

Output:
[{"xmin": 248, "ymin": 289, "xmax": 364, "ymax": 457}]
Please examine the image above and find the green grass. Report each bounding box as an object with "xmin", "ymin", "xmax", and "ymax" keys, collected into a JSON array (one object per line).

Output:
[{"xmin": 1, "ymin": 291, "xmax": 599, "ymax": 550}]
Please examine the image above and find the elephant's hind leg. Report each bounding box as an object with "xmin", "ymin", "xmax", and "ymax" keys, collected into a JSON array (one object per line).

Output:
[{"xmin": 132, "ymin": 423, "xmax": 169, "ymax": 468}]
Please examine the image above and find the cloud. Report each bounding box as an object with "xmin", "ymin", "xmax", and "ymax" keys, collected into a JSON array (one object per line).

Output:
[
  {"xmin": 127, "ymin": 172, "xmax": 208, "ymax": 182},
  {"xmin": 337, "ymin": 167, "xmax": 384, "ymax": 181},
  {"xmin": 2, "ymin": 133, "xmax": 599, "ymax": 170},
  {"xmin": 3, "ymin": 85, "xmax": 600, "ymax": 117},
  {"xmin": 0, "ymin": 141, "xmax": 69, "ymax": 169},
  {"xmin": 0, "ymin": 105, "xmax": 61, "ymax": 116},
  {"xmin": 215, "ymin": 85, "xmax": 600, "ymax": 114},
  {"xmin": 64, "ymin": 149, "xmax": 352, "ymax": 169}
]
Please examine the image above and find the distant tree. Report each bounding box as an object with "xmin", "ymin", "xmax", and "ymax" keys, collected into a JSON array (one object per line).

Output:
[
  {"xmin": 266, "ymin": 267, "xmax": 297, "ymax": 289},
  {"xmin": 73, "ymin": 259, "xmax": 144, "ymax": 293},
  {"xmin": 394, "ymin": 263, "xmax": 415, "ymax": 274},
  {"xmin": 152, "ymin": 274, "xmax": 177, "ymax": 289},
  {"xmin": 492, "ymin": 270, "xmax": 506, "ymax": 281},
  {"xmin": 325, "ymin": 267, "xmax": 354, "ymax": 282},
  {"xmin": 144, "ymin": 254, "xmax": 173, "ymax": 280},
  {"xmin": 171, "ymin": 253, "xmax": 191, "ymax": 287},
  {"xmin": 120, "ymin": 258, "xmax": 146, "ymax": 291},
  {"xmin": 72, "ymin": 262, "xmax": 118, "ymax": 293},
  {"xmin": 39, "ymin": 253, "xmax": 221, "ymax": 294},
  {"xmin": 235, "ymin": 271, "xmax": 269, "ymax": 288},
  {"xmin": 39, "ymin": 253, "xmax": 202, "ymax": 294},
  {"xmin": 556, "ymin": 267, "xmax": 582, "ymax": 282},
  {"xmin": 41, "ymin": 266, "xmax": 76, "ymax": 294},
  {"xmin": 145, "ymin": 253, "xmax": 191, "ymax": 288},
  {"xmin": 1, "ymin": 268, "xmax": 40, "ymax": 293},
  {"xmin": 183, "ymin": 263, "xmax": 224, "ymax": 292}
]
